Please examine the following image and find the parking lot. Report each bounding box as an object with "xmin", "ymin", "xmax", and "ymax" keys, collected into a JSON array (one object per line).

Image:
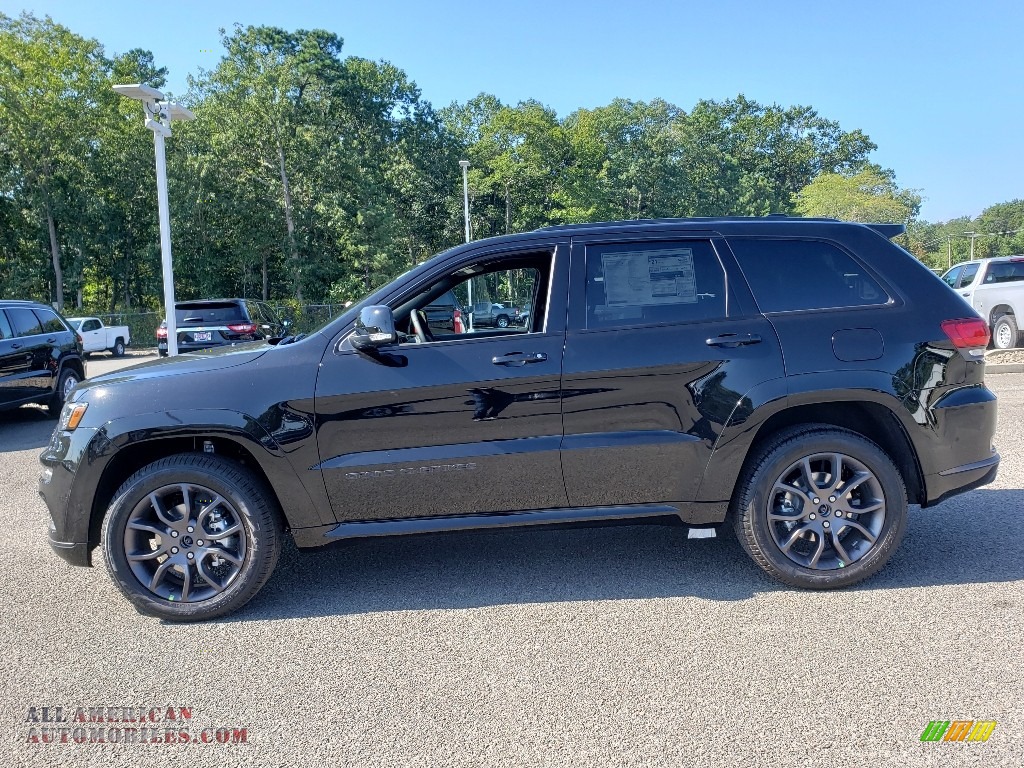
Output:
[{"xmin": 1, "ymin": 356, "xmax": 1021, "ymax": 767}]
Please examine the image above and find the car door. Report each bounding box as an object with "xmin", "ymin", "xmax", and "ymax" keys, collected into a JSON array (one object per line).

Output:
[
  {"xmin": 5, "ymin": 307, "xmax": 51, "ymax": 399},
  {"xmin": 314, "ymin": 242, "xmax": 569, "ymax": 522},
  {"xmin": 80, "ymin": 318, "xmax": 103, "ymax": 352},
  {"xmin": 0, "ymin": 310, "xmax": 32, "ymax": 406},
  {"xmin": 560, "ymin": 232, "xmax": 786, "ymax": 507}
]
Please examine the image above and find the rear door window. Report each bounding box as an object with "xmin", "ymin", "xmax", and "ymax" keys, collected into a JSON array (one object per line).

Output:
[
  {"xmin": 8, "ymin": 308, "xmax": 43, "ymax": 337},
  {"xmin": 585, "ymin": 240, "xmax": 728, "ymax": 329},
  {"xmin": 729, "ymin": 238, "xmax": 889, "ymax": 313}
]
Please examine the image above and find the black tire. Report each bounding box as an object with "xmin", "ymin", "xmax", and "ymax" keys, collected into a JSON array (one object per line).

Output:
[
  {"xmin": 496, "ymin": 315, "xmax": 510, "ymax": 328},
  {"xmin": 102, "ymin": 453, "xmax": 282, "ymax": 621},
  {"xmin": 992, "ymin": 314, "xmax": 1019, "ymax": 350},
  {"xmin": 732, "ymin": 425, "xmax": 907, "ymax": 589},
  {"xmin": 158, "ymin": 349, "xmax": 168, "ymax": 357},
  {"xmin": 112, "ymin": 338, "xmax": 126, "ymax": 357},
  {"xmin": 47, "ymin": 366, "xmax": 81, "ymax": 416}
]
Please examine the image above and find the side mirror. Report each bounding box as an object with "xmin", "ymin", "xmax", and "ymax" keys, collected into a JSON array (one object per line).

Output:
[{"xmin": 351, "ymin": 305, "xmax": 397, "ymax": 351}]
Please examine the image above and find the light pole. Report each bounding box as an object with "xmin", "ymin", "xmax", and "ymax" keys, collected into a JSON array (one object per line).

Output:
[
  {"xmin": 112, "ymin": 83, "xmax": 194, "ymax": 356},
  {"xmin": 459, "ymin": 159, "xmax": 473, "ymax": 331}
]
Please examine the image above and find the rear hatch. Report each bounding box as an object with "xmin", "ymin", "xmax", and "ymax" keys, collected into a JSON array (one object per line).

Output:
[{"xmin": 175, "ymin": 301, "xmax": 258, "ymax": 348}]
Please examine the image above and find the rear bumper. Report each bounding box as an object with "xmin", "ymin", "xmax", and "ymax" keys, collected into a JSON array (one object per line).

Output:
[{"xmin": 924, "ymin": 453, "xmax": 1000, "ymax": 507}]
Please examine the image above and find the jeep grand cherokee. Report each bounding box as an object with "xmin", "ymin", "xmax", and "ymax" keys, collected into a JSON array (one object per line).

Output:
[{"xmin": 40, "ymin": 217, "xmax": 999, "ymax": 621}]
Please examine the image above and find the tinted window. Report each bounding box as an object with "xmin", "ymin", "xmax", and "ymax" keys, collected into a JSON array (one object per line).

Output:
[
  {"xmin": 175, "ymin": 302, "xmax": 247, "ymax": 325},
  {"xmin": 586, "ymin": 240, "xmax": 727, "ymax": 329},
  {"xmin": 0, "ymin": 311, "xmax": 12, "ymax": 340},
  {"xmin": 730, "ymin": 238, "xmax": 888, "ymax": 313},
  {"xmin": 984, "ymin": 262, "xmax": 1024, "ymax": 284},
  {"xmin": 942, "ymin": 265, "xmax": 962, "ymax": 288},
  {"xmin": 959, "ymin": 263, "xmax": 979, "ymax": 287},
  {"xmin": 82, "ymin": 319, "xmax": 101, "ymax": 332},
  {"xmin": 35, "ymin": 309, "xmax": 67, "ymax": 334},
  {"xmin": 8, "ymin": 308, "xmax": 43, "ymax": 337}
]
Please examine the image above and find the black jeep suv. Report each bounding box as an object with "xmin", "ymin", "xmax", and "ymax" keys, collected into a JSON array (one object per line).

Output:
[
  {"xmin": 157, "ymin": 298, "xmax": 286, "ymax": 355},
  {"xmin": 1, "ymin": 300, "xmax": 85, "ymax": 415},
  {"xmin": 40, "ymin": 218, "xmax": 999, "ymax": 621}
]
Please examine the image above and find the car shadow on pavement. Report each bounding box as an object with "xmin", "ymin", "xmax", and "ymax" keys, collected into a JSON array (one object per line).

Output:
[
  {"xmin": 223, "ymin": 487, "xmax": 1024, "ymax": 623},
  {"xmin": 0, "ymin": 406, "xmax": 54, "ymax": 452}
]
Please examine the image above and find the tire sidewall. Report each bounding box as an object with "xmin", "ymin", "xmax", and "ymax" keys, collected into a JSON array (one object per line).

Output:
[
  {"xmin": 102, "ymin": 461, "xmax": 271, "ymax": 620},
  {"xmin": 993, "ymin": 316, "xmax": 1017, "ymax": 350},
  {"xmin": 742, "ymin": 432, "xmax": 907, "ymax": 588}
]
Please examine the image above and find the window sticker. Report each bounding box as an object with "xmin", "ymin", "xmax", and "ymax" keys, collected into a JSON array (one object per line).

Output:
[{"xmin": 601, "ymin": 248, "xmax": 697, "ymax": 307}]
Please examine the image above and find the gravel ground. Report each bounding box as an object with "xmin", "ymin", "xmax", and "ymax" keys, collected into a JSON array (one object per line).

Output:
[
  {"xmin": 1, "ymin": 364, "xmax": 1021, "ymax": 767},
  {"xmin": 987, "ymin": 349, "xmax": 1024, "ymax": 365}
]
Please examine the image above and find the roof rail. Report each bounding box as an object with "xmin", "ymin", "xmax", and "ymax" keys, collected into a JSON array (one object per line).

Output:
[{"xmin": 535, "ymin": 216, "xmax": 841, "ymax": 233}]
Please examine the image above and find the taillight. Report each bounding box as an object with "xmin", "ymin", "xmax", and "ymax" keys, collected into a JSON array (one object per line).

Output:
[
  {"xmin": 76, "ymin": 333, "xmax": 83, "ymax": 344},
  {"xmin": 156, "ymin": 326, "xmax": 167, "ymax": 339},
  {"xmin": 941, "ymin": 318, "xmax": 990, "ymax": 349},
  {"xmin": 227, "ymin": 323, "xmax": 258, "ymax": 334},
  {"xmin": 453, "ymin": 310, "xmax": 464, "ymax": 334}
]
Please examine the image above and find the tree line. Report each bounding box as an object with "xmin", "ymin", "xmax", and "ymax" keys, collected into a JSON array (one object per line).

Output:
[{"xmin": 1, "ymin": 12, "xmax": 1020, "ymax": 314}]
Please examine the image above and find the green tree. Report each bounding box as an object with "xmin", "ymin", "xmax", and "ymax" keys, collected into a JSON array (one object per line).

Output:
[{"xmin": 794, "ymin": 167, "xmax": 921, "ymax": 224}]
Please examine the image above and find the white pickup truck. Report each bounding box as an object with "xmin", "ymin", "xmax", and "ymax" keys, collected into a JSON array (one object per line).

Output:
[
  {"xmin": 941, "ymin": 255, "xmax": 1024, "ymax": 349},
  {"xmin": 66, "ymin": 317, "xmax": 131, "ymax": 357}
]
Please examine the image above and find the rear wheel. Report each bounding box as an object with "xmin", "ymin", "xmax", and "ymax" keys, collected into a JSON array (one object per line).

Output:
[
  {"xmin": 992, "ymin": 314, "xmax": 1019, "ymax": 350},
  {"xmin": 496, "ymin": 315, "xmax": 510, "ymax": 328},
  {"xmin": 102, "ymin": 453, "xmax": 282, "ymax": 621},
  {"xmin": 47, "ymin": 367, "xmax": 80, "ymax": 416},
  {"xmin": 732, "ymin": 425, "xmax": 907, "ymax": 589},
  {"xmin": 112, "ymin": 339, "xmax": 126, "ymax": 357}
]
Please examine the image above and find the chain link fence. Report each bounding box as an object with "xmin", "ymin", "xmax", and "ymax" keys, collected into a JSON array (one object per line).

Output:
[{"xmin": 93, "ymin": 304, "xmax": 349, "ymax": 349}]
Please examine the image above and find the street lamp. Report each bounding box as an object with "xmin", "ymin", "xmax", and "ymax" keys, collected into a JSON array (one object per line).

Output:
[
  {"xmin": 459, "ymin": 159, "xmax": 473, "ymax": 331},
  {"xmin": 112, "ymin": 83, "xmax": 194, "ymax": 356}
]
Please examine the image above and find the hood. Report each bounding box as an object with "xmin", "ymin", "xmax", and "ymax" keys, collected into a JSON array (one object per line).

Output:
[{"xmin": 73, "ymin": 343, "xmax": 270, "ymax": 399}]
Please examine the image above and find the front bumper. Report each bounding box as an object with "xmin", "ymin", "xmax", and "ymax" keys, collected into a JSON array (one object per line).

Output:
[{"xmin": 39, "ymin": 425, "xmax": 99, "ymax": 568}]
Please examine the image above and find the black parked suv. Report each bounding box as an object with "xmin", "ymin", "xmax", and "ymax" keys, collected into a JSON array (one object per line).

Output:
[
  {"xmin": 1, "ymin": 300, "xmax": 85, "ymax": 415},
  {"xmin": 157, "ymin": 298, "xmax": 286, "ymax": 355},
  {"xmin": 40, "ymin": 218, "xmax": 999, "ymax": 620}
]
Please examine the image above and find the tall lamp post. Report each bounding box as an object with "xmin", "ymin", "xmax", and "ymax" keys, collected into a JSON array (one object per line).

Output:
[
  {"xmin": 459, "ymin": 159, "xmax": 473, "ymax": 331},
  {"xmin": 112, "ymin": 83, "xmax": 194, "ymax": 356}
]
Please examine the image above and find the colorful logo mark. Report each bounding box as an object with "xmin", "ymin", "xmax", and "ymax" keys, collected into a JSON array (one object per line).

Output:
[{"xmin": 920, "ymin": 720, "xmax": 997, "ymax": 742}]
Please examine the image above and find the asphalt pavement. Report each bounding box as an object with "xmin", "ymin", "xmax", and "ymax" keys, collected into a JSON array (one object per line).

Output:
[{"xmin": 1, "ymin": 356, "xmax": 1021, "ymax": 767}]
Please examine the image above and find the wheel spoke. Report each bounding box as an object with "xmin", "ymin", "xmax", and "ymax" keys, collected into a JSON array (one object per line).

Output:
[
  {"xmin": 179, "ymin": 563, "xmax": 193, "ymax": 601},
  {"xmin": 128, "ymin": 520, "xmax": 167, "ymax": 537},
  {"xmin": 148, "ymin": 559, "xmax": 173, "ymax": 592},
  {"xmin": 840, "ymin": 519, "xmax": 878, "ymax": 544},
  {"xmin": 779, "ymin": 526, "xmax": 808, "ymax": 553},
  {"xmin": 800, "ymin": 458, "xmax": 818, "ymax": 493},
  {"xmin": 195, "ymin": 560, "xmax": 225, "ymax": 594},
  {"xmin": 206, "ymin": 522, "xmax": 241, "ymax": 541},
  {"xmin": 149, "ymin": 493, "xmax": 176, "ymax": 527},
  {"xmin": 830, "ymin": 531, "xmax": 852, "ymax": 566},
  {"xmin": 127, "ymin": 547, "xmax": 165, "ymax": 562},
  {"xmin": 808, "ymin": 532, "xmax": 827, "ymax": 568},
  {"xmin": 851, "ymin": 500, "xmax": 884, "ymax": 515},
  {"xmin": 207, "ymin": 547, "xmax": 242, "ymax": 567},
  {"xmin": 829, "ymin": 453, "xmax": 844, "ymax": 491},
  {"xmin": 840, "ymin": 471, "xmax": 872, "ymax": 498},
  {"xmin": 180, "ymin": 484, "xmax": 193, "ymax": 517}
]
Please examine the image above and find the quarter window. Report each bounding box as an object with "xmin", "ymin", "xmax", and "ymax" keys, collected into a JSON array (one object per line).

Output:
[
  {"xmin": 0, "ymin": 311, "xmax": 12, "ymax": 340},
  {"xmin": 585, "ymin": 240, "xmax": 727, "ymax": 329},
  {"xmin": 730, "ymin": 238, "xmax": 889, "ymax": 313},
  {"xmin": 35, "ymin": 309, "xmax": 67, "ymax": 334}
]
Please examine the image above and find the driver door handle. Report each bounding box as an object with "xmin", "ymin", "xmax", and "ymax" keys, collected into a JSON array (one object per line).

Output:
[
  {"xmin": 492, "ymin": 352, "xmax": 547, "ymax": 366},
  {"xmin": 706, "ymin": 333, "xmax": 762, "ymax": 348}
]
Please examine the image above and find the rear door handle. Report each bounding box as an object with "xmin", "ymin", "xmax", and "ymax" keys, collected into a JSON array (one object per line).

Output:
[
  {"xmin": 961, "ymin": 292, "xmax": 970, "ymax": 297},
  {"xmin": 11, "ymin": 342, "xmax": 22, "ymax": 349},
  {"xmin": 706, "ymin": 333, "xmax": 762, "ymax": 348},
  {"xmin": 492, "ymin": 352, "xmax": 548, "ymax": 366}
]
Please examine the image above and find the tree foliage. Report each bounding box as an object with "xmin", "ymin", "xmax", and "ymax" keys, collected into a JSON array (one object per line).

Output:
[{"xmin": 1, "ymin": 15, "xmax": 1000, "ymax": 311}]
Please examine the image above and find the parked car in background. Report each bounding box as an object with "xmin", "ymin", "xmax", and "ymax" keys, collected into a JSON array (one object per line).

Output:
[
  {"xmin": 0, "ymin": 300, "xmax": 85, "ymax": 415},
  {"xmin": 941, "ymin": 255, "xmax": 1024, "ymax": 349},
  {"xmin": 66, "ymin": 317, "xmax": 131, "ymax": 357},
  {"xmin": 157, "ymin": 299, "xmax": 286, "ymax": 355},
  {"xmin": 469, "ymin": 301, "xmax": 516, "ymax": 329},
  {"xmin": 41, "ymin": 216, "xmax": 999, "ymax": 621}
]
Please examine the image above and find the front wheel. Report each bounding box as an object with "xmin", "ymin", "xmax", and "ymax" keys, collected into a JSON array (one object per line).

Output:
[
  {"xmin": 732, "ymin": 425, "xmax": 907, "ymax": 589},
  {"xmin": 992, "ymin": 314, "xmax": 1019, "ymax": 350},
  {"xmin": 47, "ymin": 367, "xmax": 81, "ymax": 416},
  {"xmin": 102, "ymin": 453, "xmax": 282, "ymax": 621}
]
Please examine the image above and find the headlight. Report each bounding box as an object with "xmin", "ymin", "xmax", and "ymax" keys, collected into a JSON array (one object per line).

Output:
[{"xmin": 58, "ymin": 402, "xmax": 89, "ymax": 432}]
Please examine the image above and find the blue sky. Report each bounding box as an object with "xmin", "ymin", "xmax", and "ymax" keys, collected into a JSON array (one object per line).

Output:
[{"xmin": 3, "ymin": 0, "xmax": 1021, "ymax": 222}]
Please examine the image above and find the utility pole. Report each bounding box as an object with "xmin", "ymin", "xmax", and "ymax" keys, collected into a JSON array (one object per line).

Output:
[{"xmin": 947, "ymin": 236, "xmax": 952, "ymax": 270}]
